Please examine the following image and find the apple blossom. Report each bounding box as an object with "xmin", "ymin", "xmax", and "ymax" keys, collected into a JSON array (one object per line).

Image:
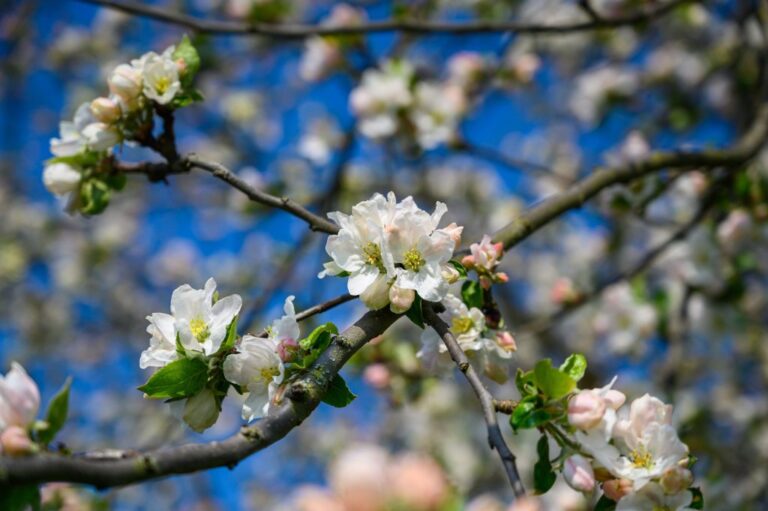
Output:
[
  {"xmin": 659, "ymin": 466, "xmax": 694, "ymax": 495},
  {"xmin": 82, "ymin": 122, "xmax": 121, "ymax": 151},
  {"xmin": 137, "ymin": 47, "xmax": 181, "ymax": 105},
  {"xmin": 388, "ymin": 453, "xmax": 450, "ymax": 510},
  {"xmin": 593, "ymin": 283, "xmax": 657, "ymax": 354},
  {"xmin": 615, "ymin": 482, "xmax": 694, "ymax": 511},
  {"xmin": 350, "ymin": 61, "xmax": 413, "ymax": 139},
  {"xmin": 181, "ymin": 388, "xmax": 219, "ymax": 433},
  {"xmin": 43, "ymin": 163, "xmax": 81, "ymax": 196},
  {"xmin": 90, "ymin": 96, "xmax": 122, "ymax": 124},
  {"xmin": 568, "ymin": 389, "xmax": 607, "ymax": 430},
  {"xmin": 562, "ymin": 455, "xmax": 596, "ymax": 493},
  {"xmin": 0, "ymin": 362, "xmax": 41, "ymax": 431},
  {"xmin": 223, "ymin": 296, "xmax": 296, "ymax": 421},
  {"xmin": 49, "ymin": 102, "xmax": 93, "ymax": 157},
  {"xmin": 299, "ymin": 4, "xmax": 365, "ymax": 82},
  {"xmin": 388, "ymin": 284, "xmax": 415, "ymax": 314},
  {"xmin": 108, "ymin": 63, "xmax": 143, "ymax": 104},
  {"xmin": 603, "ymin": 478, "xmax": 633, "ymax": 501},
  {"xmin": 410, "ymin": 82, "xmax": 467, "ymax": 149},
  {"xmin": 0, "ymin": 425, "xmax": 34, "ymax": 455},
  {"xmin": 447, "ymin": 51, "xmax": 486, "ymax": 90},
  {"xmin": 140, "ymin": 278, "xmax": 242, "ymax": 368}
]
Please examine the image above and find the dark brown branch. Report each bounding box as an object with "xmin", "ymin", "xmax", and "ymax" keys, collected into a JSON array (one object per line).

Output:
[
  {"xmin": 114, "ymin": 155, "xmax": 339, "ymax": 234},
  {"xmin": 0, "ymin": 308, "xmax": 400, "ymax": 488},
  {"xmin": 295, "ymin": 293, "xmax": 356, "ymax": 322},
  {"xmin": 492, "ymin": 103, "xmax": 768, "ymax": 251},
  {"xmin": 423, "ymin": 305, "xmax": 526, "ymax": 498},
  {"xmin": 80, "ymin": 0, "xmax": 692, "ymax": 38}
]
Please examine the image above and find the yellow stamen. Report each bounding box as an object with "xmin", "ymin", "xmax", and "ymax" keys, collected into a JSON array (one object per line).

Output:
[
  {"xmin": 189, "ymin": 317, "xmax": 210, "ymax": 342},
  {"xmin": 630, "ymin": 448, "xmax": 653, "ymax": 469},
  {"xmin": 452, "ymin": 317, "xmax": 474, "ymax": 334},
  {"xmin": 403, "ymin": 248, "xmax": 426, "ymax": 272},
  {"xmin": 362, "ymin": 242, "xmax": 385, "ymax": 272}
]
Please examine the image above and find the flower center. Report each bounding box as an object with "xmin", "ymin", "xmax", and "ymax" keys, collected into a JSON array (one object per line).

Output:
[
  {"xmin": 362, "ymin": 242, "xmax": 385, "ymax": 272},
  {"xmin": 403, "ymin": 248, "xmax": 426, "ymax": 272},
  {"xmin": 259, "ymin": 367, "xmax": 280, "ymax": 382},
  {"xmin": 630, "ymin": 448, "xmax": 653, "ymax": 469},
  {"xmin": 652, "ymin": 507, "xmax": 672, "ymax": 511},
  {"xmin": 189, "ymin": 317, "xmax": 210, "ymax": 342},
  {"xmin": 155, "ymin": 76, "xmax": 171, "ymax": 94},
  {"xmin": 452, "ymin": 317, "xmax": 474, "ymax": 334}
]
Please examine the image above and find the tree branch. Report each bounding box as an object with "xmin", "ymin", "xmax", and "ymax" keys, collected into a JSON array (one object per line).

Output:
[
  {"xmin": 423, "ymin": 305, "xmax": 526, "ymax": 499},
  {"xmin": 115, "ymin": 155, "xmax": 339, "ymax": 234},
  {"xmin": 491, "ymin": 103, "xmax": 768, "ymax": 251},
  {"xmin": 80, "ymin": 0, "xmax": 693, "ymax": 38},
  {"xmin": 0, "ymin": 308, "xmax": 400, "ymax": 488}
]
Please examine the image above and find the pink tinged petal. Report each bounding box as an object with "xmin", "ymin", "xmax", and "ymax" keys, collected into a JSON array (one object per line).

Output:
[{"xmin": 0, "ymin": 363, "xmax": 40, "ymax": 428}]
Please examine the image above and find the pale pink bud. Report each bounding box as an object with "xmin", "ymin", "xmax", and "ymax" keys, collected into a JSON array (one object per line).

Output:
[
  {"xmin": 108, "ymin": 64, "xmax": 142, "ymax": 101},
  {"xmin": 602, "ymin": 479, "xmax": 633, "ymax": 501},
  {"xmin": 360, "ymin": 275, "xmax": 391, "ymax": 311},
  {"xmin": 568, "ymin": 390, "xmax": 607, "ymax": 430},
  {"xmin": 389, "ymin": 285, "xmax": 415, "ymax": 314},
  {"xmin": 479, "ymin": 276, "xmax": 492, "ymax": 290},
  {"xmin": 0, "ymin": 425, "xmax": 33, "ymax": 455},
  {"xmin": 363, "ymin": 363, "xmax": 391, "ymax": 390},
  {"xmin": 602, "ymin": 389, "xmax": 626, "ymax": 410},
  {"xmin": 0, "ymin": 362, "xmax": 41, "ymax": 429},
  {"xmin": 327, "ymin": 3, "xmax": 366, "ymax": 26},
  {"xmin": 388, "ymin": 454, "xmax": 449, "ymax": 511},
  {"xmin": 495, "ymin": 272, "xmax": 509, "ymax": 283},
  {"xmin": 175, "ymin": 58, "xmax": 187, "ymax": 74},
  {"xmin": 461, "ymin": 255, "xmax": 475, "ymax": 267},
  {"xmin": 563, "ymin": 455, "xmax": 596, "ymax": 493},
  {"xmin": 90, "ymin": 97, "xmax": 121, "ymax": 124},
  {"xmin": 496, "ymin": 331, "xmax": 517, "ymax": 352},
  {"xmin": 442, "ymin": 222, "xmax": 464, "ymax": 248},
  {"xmin": 493, "ymin": 242, "xmax": 504, "ymax": 256},
  {"xmin": 277, "ymin": 338, "xmax": 299, "ymax": 363},
  {"xmin": 660, "ymin": 466, "xmax": 693, "ymax": 494},
  {"xmin": 550, "ymin": 277, "xmax": 577, "ymax": 304}
]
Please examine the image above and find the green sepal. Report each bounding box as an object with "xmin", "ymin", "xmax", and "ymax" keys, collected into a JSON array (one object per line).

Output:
[
  {"xmin": 405, "ymin": 294, "xmax": 425, "ymax": 329},
  {"xmin": 461, "ymin": 280, "xmax": 483, "ymax": 309},
  {"xmin": 35, "ymin": 377, "xmax": 72, "ymax": 446}
]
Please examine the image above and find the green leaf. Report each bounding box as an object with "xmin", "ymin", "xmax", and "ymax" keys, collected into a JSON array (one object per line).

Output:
[
  {"xmin": 103, "ymin": 172, "xmax": 127, "ymax": 191},
  {"xmin": 510, "ymin": 395, "xmax": 552, "ymax": 430},
  {"xmin": 172, "ymin": 35, "xmax": 201, "ymax": 87},
  {"xmin": 37, "ymin": 377, "xmax": 72, "ymax": 445},
  {"xmin": 171, "ymin": 89, "xmax": 205, "ymax": 108},
  {"xmin": 47, "ymin": 150, "xmax": 102, "ymax": 169},
  {"xmin": 0, "ymin": 485, "xmax": 40, "ymax": 511},
  {"xmin": 299, "ymin": 322, "xmax": 338, "ymax": 351},
  {"xmin": 689, "ymin": 487, "xmax": 704, "ymax": 510},
  {"xmin": 533, "ymin": 359, "xmax": 576, "ymax": 400},
  {"xmin": 79, "ymin": 179, "xmax": 111, "ymax": 215},
  {"xmin": 138, "ymin": 357, "xmax": 208, "ymax": 399},
  {"xmin": 559, "ymin": 354, "xmax": 587, "ymax": 383},
  {"xmin": 448, "ymin": 260, "xmax": 468, "ymax": 279},
  {"xmin": 218, "ymin": 316, "xmax": 239, "ymax": 354},
  {"xmin": 515, "ymin": 368, "xmax": 537, "ymax": 396},
  {"xmin": 533, "ymin": 435, "xmax": 556, "ymax": 494},
  {"xmin": 461, "ymin": 280, "xmax": 483, "ymax": 309},
  {"xmin": 593, "ymin": 495, "xmax": 617, "ymax": 511},
  {"xmin": 321, "ymin": 374, "xmax": 356, "ymax": 408},
  {"xmin": 405, "ymin": 294, "xmax": 424, "ymax": 329}
]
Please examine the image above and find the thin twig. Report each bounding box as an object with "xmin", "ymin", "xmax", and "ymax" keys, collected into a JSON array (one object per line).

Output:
[
  {"xmin": 79, "ymin": 0, "xmax": 693, "ymax": 38},
  {"xmin": 423, "ymin": 305, "xmax": 526, "ymax": 498}
]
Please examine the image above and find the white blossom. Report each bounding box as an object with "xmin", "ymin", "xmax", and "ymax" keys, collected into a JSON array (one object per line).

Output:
[
  {"xmin": 43, "ymin": 163, "xmax": 81, "ymax": 196},
  {"xmin": 140, "ymin": 278, "xmax": 242, "ymax": 368},
  {"xmin": 350, "ymin": 61, "xmax": 413, "ymax": 139},
  {"xmin": 593, "ymin": 283, "xmax": 657, "ymax": 354},
  {"xmin": 223, "ymin": 297, "xmax": 297, "ymax": 421},
  {"xmin": 49, "ymin": 103, "xmax": 93, "ymax": 157},
  {"xmin": 135, "ymin": 47, "xmax": 181, "ymax": 105},
  {"xmin": 616, "ymin": 482, "xmax": 694, "ymax": 511},
  {"xmin": 410, "ymin": 82, "xmax": 466, "ymax": 149}
]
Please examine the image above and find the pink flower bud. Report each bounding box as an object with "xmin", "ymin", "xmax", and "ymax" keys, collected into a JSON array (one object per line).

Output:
[
  {"xmin": 568, "ymin": 390, "xmax": 607, "ymax": 430},
  {"xmin": 495, "ymin": 272, "xmax": 509, "ymax": 283},
  {"xmin": 442, "ymin": 222, "xmax": 464, "ymax": 248},
  {"xmin": 90, "ymin": 97, "xmax": 122, "ymax": 124},
  {"xmin": 0, "ymin": 362, "xmax": 41, "ymax": 429},
  {"xmin": 506, "ymin": 496, "xmax": 542, "ymax": 511},
  {"xmin": 461, "ymin": 255, "xmax": 475, "ymax": 268},
  {"xmin": 602, "ymin": 479, "xmax": 633, "ymax": 501},
  {"xmin": 389, "ymin": 285, "xmax": 415, "ymax": 314},
  {"xmin": 496, "ymin": 331, "xmax": 517, "ymax": 352},
  {"xmin": 493, "ymin": 242, "xmax": 504, "ymax": 256},
  {"xmin": 277, "ymin": 338, "xmax": 300, "ymax": 363},
  {"xmin": 363, "ymin": 363, "xmax": 391, "ymax": 390},
  {"xmin": 602, "ymin": 389, "xmax": 626, "ymax": 410},
  {"xmin": 563, "ymin": 455, "xmax": 596, "ymax": 493},
  {"xmin": 660, "ymin": 466, "xmax": 693, "ymax": 494},
  {"xmin": 388, "ymin": 454, "xmax": 449, "ymax": 511},
  {"xmin": 479, "ymin": 276, "xmax": 492, "ymax": 290},
  {"xmin": 108, "ymin": 64, "xmax": 142, "ymax": 102},
  {"xmin": 550, "ymin": 277, "xmax": 577, "ymax": 305},
  {"xmin": 175, "ymin": 58, "xmax": 187, "ymax": 74},
  {"xmin": 0, "ymin": 425, "xmax": 33, "ymax": 455}
]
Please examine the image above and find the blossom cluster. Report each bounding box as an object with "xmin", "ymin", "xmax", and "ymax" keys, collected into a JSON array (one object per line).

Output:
[
  {"xmin": 560, "ymin": 383, "xmax": 697, "ymax": 510},
  {"xmin": 139, "ymin": 278, "xmax": 301, "ymax": 431},
  {"xmin": 43, "ymin": 36, "xmax": 202, "ymax": 214},
  {"xmin": 349, "ymin": 59, "xmax": 475, "ymax": 149},
  {"xmin": 319, "ymin": 192, "xmax": 463, "ymax": 312}
]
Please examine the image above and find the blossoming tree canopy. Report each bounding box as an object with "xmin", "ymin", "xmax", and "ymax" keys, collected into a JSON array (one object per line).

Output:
[{"xmin": 3, "ymin": 0, "xmax": 768, "ymax": 509}]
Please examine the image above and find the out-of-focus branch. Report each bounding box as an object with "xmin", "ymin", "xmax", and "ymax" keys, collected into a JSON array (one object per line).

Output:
[
  {"xmin": 80, "ymin": 0, "xmax": 693, "ymax": 38},
  {"xmin": 492, "ymin": 103, "xmax": 768, "ymax": 251},
  {"xmin": 114, "ymin": 155, "xmax": 339, "ymax": 234},
  {"xmin": 520, "ymin": 186, "xmax": 719, "ymax": 335},
  {"xmin": 0, "ymin": 308, "xmax": 400, "ymax": 488},
  {"xmin": 423, "ymin": 305, "xmax": 526, "ymax": 499}
]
